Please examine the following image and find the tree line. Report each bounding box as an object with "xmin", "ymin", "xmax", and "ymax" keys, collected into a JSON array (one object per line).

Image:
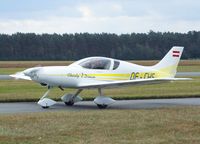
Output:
[{"xmin": 0, "ymin": 31, "xmax": 199, "ymax": 60}]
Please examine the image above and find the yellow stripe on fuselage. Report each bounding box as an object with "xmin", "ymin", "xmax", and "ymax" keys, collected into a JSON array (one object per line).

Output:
[
  {"xmin": 47, "ymin": 65, "xmax": 175, "ymax": 81},
  {"xmin": 87, "ymin": 73, "xmax": 130, "ymax": 77},
  {"xmin": 47, "ymin": 73, "xmax": 131, "ymax": 80}
]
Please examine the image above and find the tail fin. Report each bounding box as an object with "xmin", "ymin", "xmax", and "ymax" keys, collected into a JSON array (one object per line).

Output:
[{"xmin": 152, "ymin": 46, "xmax": 184, "ymax": 78}]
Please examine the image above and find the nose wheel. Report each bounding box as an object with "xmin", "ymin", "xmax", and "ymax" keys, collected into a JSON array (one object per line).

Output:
[{"xmin": 37, "ymin": 87, "xmax": 57, "ymax": 109}]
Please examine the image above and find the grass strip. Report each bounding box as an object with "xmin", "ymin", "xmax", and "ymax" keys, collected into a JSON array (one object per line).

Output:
[{"xmin": 0, "ymin": 107, "xmax": 200, "ymax": 144}]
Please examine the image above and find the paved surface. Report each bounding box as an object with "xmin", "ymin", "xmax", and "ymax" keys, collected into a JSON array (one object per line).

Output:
[
  {"xmin": 176, "ymin": 72, "xmax": 200, "ymax": 77},
  {"xmin": 0, "ymin": 75, "xmax": 12, "ymax": 80},
  {"xmin": 0, "ymin": 98, "xmax": 200, "ymax": 114}
]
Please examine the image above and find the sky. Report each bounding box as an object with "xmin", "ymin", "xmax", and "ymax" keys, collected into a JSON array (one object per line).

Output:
[{"xmin": 0, "ymin": 0, "xmax": 200, "ymax": 34}]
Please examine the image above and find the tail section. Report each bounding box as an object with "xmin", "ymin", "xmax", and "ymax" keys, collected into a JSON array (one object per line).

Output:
[{"xmin": 152, "ymin": 46, "xmax": 184, "ymax": 78}]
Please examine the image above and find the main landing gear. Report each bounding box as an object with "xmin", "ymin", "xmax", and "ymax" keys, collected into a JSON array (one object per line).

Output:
[
  {"xmin": 61, "ymin": 89, "xmax": 83, "ymax": 106},
  {"xmin": 37, "ymin": 86, "xmax": 116, "ymax": 109},
  {"xmin": 94, "ymin": 88, "xmax": 116, "ymax": 109}
]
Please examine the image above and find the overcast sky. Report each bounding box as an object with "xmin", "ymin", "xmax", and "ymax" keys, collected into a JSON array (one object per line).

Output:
[{"xmin": 0, "ymin": 0, "xmax": 200, "ymax": 34}]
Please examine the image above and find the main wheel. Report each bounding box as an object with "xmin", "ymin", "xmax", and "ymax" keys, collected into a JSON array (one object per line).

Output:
[
  {"xmin": 42, "ymin": 106, "xmax": 49, "ymax": 109},
  {"xmin": 65, "ymin": 101, "xmax": 74, "ymax": 106},
  {"xmin": 97, "ymin": 104, "xmax": 108, "ymax": 109}
]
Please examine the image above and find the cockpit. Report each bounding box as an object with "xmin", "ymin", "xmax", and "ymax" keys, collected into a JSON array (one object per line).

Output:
[{"xmin": 78, "ymin": 57, "xmax": 120, "ymax": 70}]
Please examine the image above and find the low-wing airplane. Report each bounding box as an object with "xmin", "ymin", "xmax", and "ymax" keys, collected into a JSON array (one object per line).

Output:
[{"xmin": 9, "ymin": 46, "xmax": 190, "ymax": 109}]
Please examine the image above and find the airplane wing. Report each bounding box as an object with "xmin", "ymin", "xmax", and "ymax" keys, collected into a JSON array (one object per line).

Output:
[{"xmin": 77, "ymin": 78, "xmax": 191, "ymax": 89}]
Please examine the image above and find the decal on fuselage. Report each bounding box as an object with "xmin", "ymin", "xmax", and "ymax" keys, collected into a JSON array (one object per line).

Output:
[
  {"xmin": 67, "ymin": 73, "xmax": 96, "ymax": 78},
  {"xmin": 81, "ymin": 73, "xmax": 96, "ymax": 78},
  {"xmin": 130, "ymin": 72, "xmax": 155, "ymax": 80}
]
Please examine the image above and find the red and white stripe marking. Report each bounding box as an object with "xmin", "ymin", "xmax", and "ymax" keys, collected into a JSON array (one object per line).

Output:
[{"xmin": 172, "ymin": 50, "xmax": 180, "ymax": 57}]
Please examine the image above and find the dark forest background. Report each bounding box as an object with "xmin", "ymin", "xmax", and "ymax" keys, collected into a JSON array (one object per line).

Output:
[{"xmin": 0, "ymin": 31, "xmax": 200, "ymax": 60}]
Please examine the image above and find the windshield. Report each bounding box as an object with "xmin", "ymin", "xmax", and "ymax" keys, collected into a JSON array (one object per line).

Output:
[
  {"xmin": 79, "ymin": 58, "xmax": 111, "ymax": 70},
  {"xmin": 113, "ymin": 60, "xmax": 120, "ymax": 70}
]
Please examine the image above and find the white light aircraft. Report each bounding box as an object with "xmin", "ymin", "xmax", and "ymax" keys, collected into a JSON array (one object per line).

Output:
[{"xmin": 9, "ymin": 46, "xmax": 189, "ymax": 109}]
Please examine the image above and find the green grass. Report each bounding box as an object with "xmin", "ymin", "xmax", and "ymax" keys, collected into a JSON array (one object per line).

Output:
[{"xmin": 0, "ymin": 107, "xmax": 200, "ymax": 144}]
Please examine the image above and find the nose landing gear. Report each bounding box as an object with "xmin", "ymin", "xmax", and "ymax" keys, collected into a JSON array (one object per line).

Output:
[{"xmin": 37, "ymin": 87, "xmax": 57, "ymax": 108}]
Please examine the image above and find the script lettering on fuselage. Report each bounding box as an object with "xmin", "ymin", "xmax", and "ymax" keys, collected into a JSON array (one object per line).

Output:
[
  {"xmin": 130, "ymin": 72, "xmax": 155, "ymax": 80},
  {"xmin": 67, "ymin": 73, "xmax": 80, "ymax": 78},
  {"xmin": 81, "ymin": 73, "xmax": 95, "ymax": 78},
  {"xmin": 67, "ymin": 73, "xmax": 95, "ymax": 78}
]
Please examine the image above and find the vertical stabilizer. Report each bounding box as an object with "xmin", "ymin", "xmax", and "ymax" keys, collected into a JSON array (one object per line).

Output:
[{"xmin": 152, "ymin": 46, "xmax": 184, "ymax": 78}]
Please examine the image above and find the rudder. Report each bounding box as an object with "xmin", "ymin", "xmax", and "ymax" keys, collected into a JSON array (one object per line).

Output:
[{"xmin": 152, "ymin": 46, "xmax": 184, "ymax": 78}]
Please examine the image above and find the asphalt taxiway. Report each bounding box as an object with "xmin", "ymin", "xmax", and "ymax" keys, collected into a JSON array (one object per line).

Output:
[
  {"xmin": 176, "ymin": 72, "xmax": 200, "ymax": 77},
  {"xmin": 0, "ymin": 98, "xmax": 200, "ymax": 114}
]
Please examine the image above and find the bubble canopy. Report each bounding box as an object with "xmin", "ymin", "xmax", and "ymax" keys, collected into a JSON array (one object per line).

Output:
[{"xmin": 79, "ymin": 57, "xmax": 111, "ymax": 70}]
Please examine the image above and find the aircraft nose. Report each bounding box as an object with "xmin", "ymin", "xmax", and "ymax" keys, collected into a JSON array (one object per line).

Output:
[{"xmin": 23, "ymin": 67, "xmax": 41, "ymax": 77}]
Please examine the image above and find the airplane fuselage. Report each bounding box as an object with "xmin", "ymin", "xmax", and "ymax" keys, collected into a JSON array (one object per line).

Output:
[{"xmin": 31, "ymin": 58, "xmax": 162, "ymax": 88}]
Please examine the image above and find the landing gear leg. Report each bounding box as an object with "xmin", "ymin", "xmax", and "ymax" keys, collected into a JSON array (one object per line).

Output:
[
  {"xmin": 98, "ymin": 88, "xmax": 102, "ymax": 96},
  {"xmin": 40, "ymin": 88, "xmax": 51, "ymax": 100},
  {"xmin": 97, "ymin": 88, "xmax": 107, "ymax": 109}
]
